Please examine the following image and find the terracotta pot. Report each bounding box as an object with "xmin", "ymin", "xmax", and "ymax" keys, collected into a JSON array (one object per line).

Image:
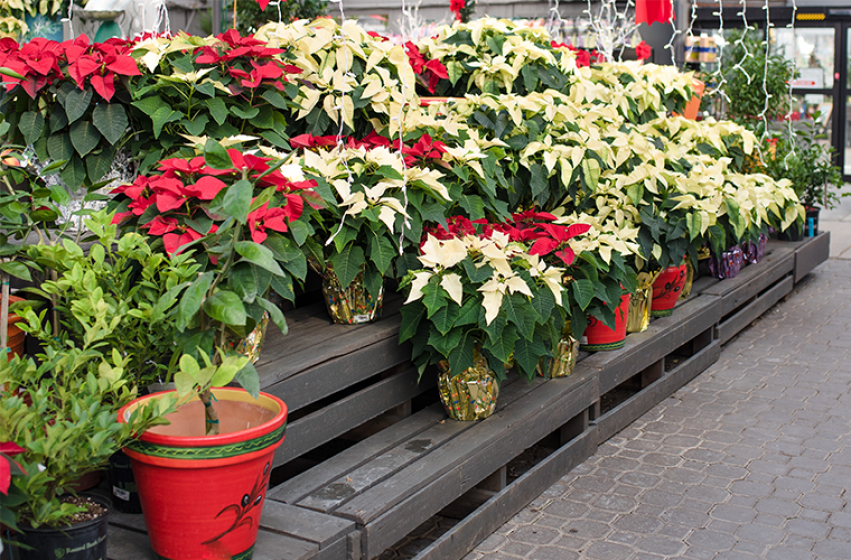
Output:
[
  {"xmin": 580, "ymin": 293, "xmax": 630, "ymax": 352},
  {"xmin": 651, "ymin": 264, "xmax": 687, "ymax": 317},
  {"xmin": 679, "ymin": 80, "xmax": 705, "ymax": 120},
  {"xmin": 118, "ymin": 388, "xmax": 287, "ymax": 560},
  {"xmin": 4, "ymin": 294, "xmax": 26, "ymax": 360}
]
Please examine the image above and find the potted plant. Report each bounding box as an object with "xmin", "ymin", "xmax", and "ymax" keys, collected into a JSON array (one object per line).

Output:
[
  {"xmin": 293, "ymin": 138, "xmax": 452, "ymax": 324},
  {"xmin": 399, "ymin": 217, "xmax": 570, "ymax": 420},
  {"xmin": 0, "ymin": 283, "xmax": 175, "ymax": 559},
  {"xmin": 112, "ymin": 144, "xmax": 300, "ymax": 560}
]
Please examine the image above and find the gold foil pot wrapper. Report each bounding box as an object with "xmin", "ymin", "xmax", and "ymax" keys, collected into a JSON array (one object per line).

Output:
[
  {"xmin": 321, "ymin": 268, "xmax": 384, "ymax": 325},
  {"xmin": 438, "ymin": 351, "xmax": 499, "ymax": 421},
  {"xmin": 628, "ymin": 271, "xmax": 658, "ymax": 333},
  {"xmin": 679, "ymin": 259, "xmax": 695, "ymax": 301},
  {"xmin": 698, "ymin": 247, "xmax": 711, "ymax": 261},
  {"xmin": 225, "ymin": 312, "xmax": 269, "ymax": 364},
  {"xmin": 545, "ymin": 335, "xmax": 579, "ymax": 378}
]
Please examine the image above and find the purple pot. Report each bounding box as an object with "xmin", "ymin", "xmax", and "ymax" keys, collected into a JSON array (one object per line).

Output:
[
  {"xmin": 742, "ymin": 233, "xmax": 768, "ymax": 264},
  {"xmin": 709, "ymin": 245, "xmax": 745, "ymax": 279}
]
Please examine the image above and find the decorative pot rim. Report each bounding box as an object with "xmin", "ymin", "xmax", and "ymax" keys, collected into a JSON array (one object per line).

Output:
[{"xmin": 117, "ymin": 388, "xmax": 287, "ymax": 449}]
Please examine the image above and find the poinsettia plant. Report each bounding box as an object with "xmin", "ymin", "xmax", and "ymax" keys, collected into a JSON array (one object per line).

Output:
[
  {"xmin": 1, "ymin": 35, "xmax": 141, "ymax": 189},
  {"xmin": 111, "ymin": 141, "xmax": 316, "ymax": 432},
  {"xmin": 290, "ymin": 138, "xmax": 451, "ymax": 294},
  {"xmin": 399, "ymin": 218, "xmax": 570, "ymax": 382}
]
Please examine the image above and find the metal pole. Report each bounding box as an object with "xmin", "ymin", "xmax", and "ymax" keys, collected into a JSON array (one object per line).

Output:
[{"xmin": 212, "ymin": 0, "xmax": 222, "ymax": 34}]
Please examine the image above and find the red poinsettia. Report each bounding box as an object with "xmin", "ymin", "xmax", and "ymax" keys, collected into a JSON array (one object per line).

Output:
[
  {"xmin": 62, "ymin": 35, "xmax": 141, "ymax": 101},
  {"xmin": 402, "ymin": 134, "xmax": 447, "ymax": 168},
  {"xmin": 113, "ymin": 149, "xmax": 316, "ymax": 257},
  {"xmin": 636, "ymin": 41, "xmax": 652, "ymax": 61},
  {"xmin": 405, "ymin": 42, "xmax": 448, "ymax": 94}
]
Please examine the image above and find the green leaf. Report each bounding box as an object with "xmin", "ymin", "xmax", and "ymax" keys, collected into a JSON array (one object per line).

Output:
[
  {"xmin": 204, "ymin": 290, "xmax": 247, "ymax": 326},
  {"xmin": 328, "ymin": 244, "xmax": 365, "ymax": 289},
  {"xmin": 63, "ymin": 87, "xmax": 92, "ymax": 123},
  {"xmin": 430, "ymin": 303, "xmax": 460, "ymax": 335},
  {"xmin": 368, "ymin": 232, "xmax": 395, "ymax": 275},
  {"xmin": 230, "ymin": 262, "xmax": 262, "ymax": 303},
  {"xmin": 233, "ymin": 362, "xmax": 260, "ymax": 399},
  {"xmin": 60, "ymin": 158, "xmax": 86, "ymax": 189},
  {"xmin": 572, "ymin": 279, "xmax": 595, "ymax": 310},
  {"xmin": 231, "ymin": 106, "xmax": 260, "ymax": 120},
  {"xmin": 47, "ymin": 132, "xmax": 73, "ymax": 162},
  {"xmin": 18, "ymin": 111, "xmax": 44, "ymax": 145},
  {"xmin": 204, "ymin": 139, "xmax": 233, "ymax": 170},
  {"xmin": 92, "ymin": 104, "xmax": 128, "ymax": 145},
  {"xmin": 262, "ymin": 90, "xmax": 288, "ymax": 109},
  {"xmin": 182, "ymin": 114, "xmax": 210, "ymax": 136},
  {"xmin": 521, "ymin": 64, "xmax": 538, "ymax": 93},
  {"xmin": 530, "ymin": 286, "xmax": 555, "ymax": 323},
  {"xmin": 69, "ymin": 120, "xmax": 101, "ymax": 157},
  {"xmin": 363, "ymin": 266, "xmax": 383, "ymax": 299},
  {"xmin": 86, "ymin": 146, "xmax": 116, "ymax": 182},
  {"xmin": 420, "ymin": 279, "xmax": 447, "ymax": 319},
  {"xmin": 399, "ymin": 302, "xmax": 425, "ymax": 343},
  {"xmin": 447, "ymin": 61, "xmax": 464, "ymax": 86},
  {"xmin": 428, "ymin": 324, "xmax": 461, "ymax": 356},
  {"xmin": 447, "ymin": 331, "xmax": 476, "ymax": 376},
  {"xmin": 483, "ymin": 323, "xmax": 518, "ymax": 364},
  {"xmin": 150, "ymin": 106, "xmax": 182, "ymax": 138},
  {"xmin": 581, "ymin": 158, "xmax": 600, "ymax": 192},
  {"xmin": 270, "ymin": 275, "xmax": 295, "ymax": 302},
  {"xmin": 131, "ymin": 95, "xmax": 166, "ymax": 116},
  {"xmin": 513, "ymin": 334, "xmax": 547, "ymax": 378},
  {"xmin": 455, "ymin": 297, "xmax": 479, "ymax": 327},
  {"xmin": 234, "ymin": 241, "xmax": 286, "ymax": 276},
  {"xmin": 463, "ymin": 259, "xmax": 492, "ymax": 283},
  {"xmin": 221, "ymin": 179, "xmax": 252, "ymax": 223},
  {"xmin": 205, "ymin": 98, "xmax": 229, "ymax": 125},
  {"xmin": 502, "ymin": 293, "xmax": 538, "ymax": 341},
  {"xmin": 0, "ymin": 261, "xmax": 30, "ymax": 281},
  {"xmin": 257, "ymin": 297, "xmax": 288, "ymax": 335},
  {"xmin": 177, "ymin": 271, "xmax": 215, "ymax": 331}
]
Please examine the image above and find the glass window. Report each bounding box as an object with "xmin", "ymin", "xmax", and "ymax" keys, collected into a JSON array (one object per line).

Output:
[{"xmin": 774, "ymin": 27, "xmax": 834, "ymax": 90}]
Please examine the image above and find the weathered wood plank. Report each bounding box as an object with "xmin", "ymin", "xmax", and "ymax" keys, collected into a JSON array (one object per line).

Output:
[
  {"xmin": 718, "ymin": 275, "xmax": 794, "ymax": 345},
  {"xmin": 273, "ymin": 368, "xmax": 433, "ymax": 467},
  {"xmin": 592, "ymin": 340, "xmax": 720, "ymax": 443},
  {"xmin": 106, "ymin": 525, "xmax": 319, "ymax": 560},
  {"xmin": 259, "ymin": 501, "xmax": 356, "ymax": 547},
  {"xmin": 582, "ymin": 294, "xmax": 720, "ymax": 395},
  {"xmin": 296, "ymin": 376, "xmax": 533, "ymax": 514},
  {"xmin": 359, "ymin": 375, "xmax": 598, "ymax": 557},
  {"xmin": 269, "ymin": 405, "xmax": 447, "ymax": 505},
  {"xmin": 412, "ymin": 428, "xmax": 598, "ymax": 560},
  {"xmin": 794, "ymin": 231, "xmax": 830, "ymax": 283}
]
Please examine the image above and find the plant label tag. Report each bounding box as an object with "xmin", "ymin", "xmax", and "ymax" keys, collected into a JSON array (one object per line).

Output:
[
  {"xmin": 113, "ymin": 486, "xmax": 131, "ymax": 501},
  {"xmin": 580, "ymin": 336, "xmax": 587, "ymax": 345},
  {"xmin": 354, "ymin": 314, "xmax": 371, "ymax": 323}
]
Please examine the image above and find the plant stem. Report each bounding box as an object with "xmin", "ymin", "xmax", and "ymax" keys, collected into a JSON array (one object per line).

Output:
[{"xmin": 199, "ymin": 387, "xmax": 220, "ymax": 435}]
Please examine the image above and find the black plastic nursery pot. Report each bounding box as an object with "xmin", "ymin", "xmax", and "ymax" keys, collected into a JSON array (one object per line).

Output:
[
  {"xmin": 108, "ymin": 449, "xmax": 142, "ymax": 514},
  {"xmin": 11, "ymin": 497, "xmax": 109, "ymax": 560},
  {"xmin": 804, "ymin": 207, "xmax": 820, "ymax": 238}
]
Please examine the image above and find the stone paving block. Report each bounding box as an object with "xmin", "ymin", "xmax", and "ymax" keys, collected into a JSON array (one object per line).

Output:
[{"xmin": 470, "ymin": 260, "xmax": 851, "ymax": 560}]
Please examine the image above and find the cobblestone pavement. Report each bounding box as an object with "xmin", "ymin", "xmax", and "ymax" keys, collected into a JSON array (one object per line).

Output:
[{"xmin": 465, "ymin": 259, "xmax": 851, "ymax": 560}]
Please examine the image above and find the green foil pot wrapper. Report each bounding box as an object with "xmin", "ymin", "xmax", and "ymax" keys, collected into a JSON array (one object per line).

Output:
[
  {"xmin": 544, "ymin": 335, "xmax": 579, "ymax": 378},
  {"xmin": 628, "ymin": 271, "xmax": 658, "ymax": 334},
  {"xmin": 438, "ymin": 352, "xmax": 499, "ymax": 421},
  {"xmin": 679, "ymin": 260, "xmax": 695, "ymax": 301},
  {"xmin": 225, "ymin": 312, "xmax": 269, "ymax": 364},
  {"xmin": 322, "ymin": 269, "xmax": 384, "ymax": 325}
]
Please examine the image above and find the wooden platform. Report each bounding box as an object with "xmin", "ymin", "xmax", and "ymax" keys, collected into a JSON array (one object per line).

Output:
[{"xmin": 104, "ymin": 233, "xmax": 830, "ymax": 560}]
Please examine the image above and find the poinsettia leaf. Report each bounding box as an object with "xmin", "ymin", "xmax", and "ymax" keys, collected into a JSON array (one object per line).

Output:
[
  {"xmin": 428, "ymin": 324, "xmax": 461, "ymax": 357},
  {"xmin": 69, "ymin": 120, "xmax": 101, "ymax": 157},
  {"xmin": 18, "ymin": 111, "xmax": 44, "ymax": 146},
  {"xmin": 63, "ymin": 87, "xmax": 92, "ymax": 123},
  {"xmin": 483, "ymin": 323, "xmax": 518, "ymax": 364},
  {"xmin": 92, "ymin": 103, "xmax": 128, "ymax": 145},
  {"xmin": 231, "ymin": 106, "xmax": 260, "ymax": 120},
  {"xmin": 328, "ymin": 244, "xmax": 365, "ymax": 289},
  {"xmin": 86, "ymin": 145, "xmax": 116, "ymax": 182},
  {"xmin": 363, "ymin": 266, "xmax": 383, "ymax": 299},
  {"xmin": 420, "ymin": 279, "xmax": 447, "ymax": 319},
  {"xmin": 262, "ymin": 90, "xmax": 288, "ymax": 109},
  {"xmin": 482, "ymin": 311, "xmax": 507, "ymax": 344},
  {"xmin": 513, "ymin": 333, "xmax": 547, "ymax": 379},
  {"xmin": 455, "ymin": 297, "xmax": 479, "ymax": 327},
  {"xmin": 60, "ymin": 158, "xmax": 86, "ymax": 189},
  {"xmin": 447, "ymin": 331, "xmax": 476, "ymax": 377},
  {"xmin": 399, "ymin": 302, "xmax": 425, "ymax": 343},
  {"xmin": 204, "ymin": 289, "xmax": 247, "ymax": 326},
  {"xmin": 368, "ymin": 231, "xmax": 395, "ymax": 275},
  {"xmin": 572, "ymin": 279, "xmax": 595, "ymax": 310},
  {"xmin": 150, "ymin": 106, "xmax": 182, "ymax": 139},
  {"xmin": 502, "ymin": 293, "xmax": 537, "ymax": 341},
  {"xmin": 204, "ymin": 139, "xmax": 233, "ymax": 170},
  {"xmin": 234, "ymin": 241, "xmax": 285, "ymax": 277},
  {"xmin": 206, "ymin": 98, "xmax": 228, "ymax": 125},
  {"xmin": 430, "ymin": 302, "xmax": 460, "ymax": 336},
  {"xmin": 530, "ymin": 286, "xmax": 555, "ymax": 323},
  {"xmin": 220, "ymin": 179, "xmax": 252, "ymax": 224}
]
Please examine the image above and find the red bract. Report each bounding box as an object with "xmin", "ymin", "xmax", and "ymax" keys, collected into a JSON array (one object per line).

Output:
[
  {"xmin": 1, "ymin": 442, "xmax": 26, "ymax": 496},
  {"xmin": 247, "ymin": 203, "xmax": 290, "ymax": 243},
  {"xmin": 402, "ymin": 134, "xmax": 447, "ymax": 167},
  {"xmin": 636, "ymin": 41, "xmax": 652, "ymax": 61},
  {"xmin": 449, "ymin": 0, "xmax": 465, "ymax": 20},
  {"xmin": 62, "ymin": 35, "xmax": 141, "ymax": 101},
  {"xmin": 528, "ymin": 223, "xmax": 591, "ymax": 266},
  {"xmin": 405, "ymin": 42, "xmax": 448, "ymax": 93},
  {"xmin": 162, "ymin": 224, "xmax": 211, "ymax": 255}
]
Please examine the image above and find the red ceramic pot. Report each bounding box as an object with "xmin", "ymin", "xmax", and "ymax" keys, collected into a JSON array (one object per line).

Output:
[
  {"xmin": 118, "ymin": 388, "xmax": 287, "ymax": 560},
  {"xmin": 580, "ymin": 293, "xmax": 630, "ymax": 352},
  {"xmin": 651, "ymin": 264, "xmax": 687, "ymax": 317}
]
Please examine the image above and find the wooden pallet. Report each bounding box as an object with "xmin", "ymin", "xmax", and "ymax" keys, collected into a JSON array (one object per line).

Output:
[{"xmin": 100, "ymin": 237, "xmax": 829, "ymax": 560}]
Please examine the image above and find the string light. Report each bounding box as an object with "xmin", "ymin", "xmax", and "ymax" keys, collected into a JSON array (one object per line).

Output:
[{"xmin": 782, "ymin": 0, "xmax": 798, "ymax": 168}]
